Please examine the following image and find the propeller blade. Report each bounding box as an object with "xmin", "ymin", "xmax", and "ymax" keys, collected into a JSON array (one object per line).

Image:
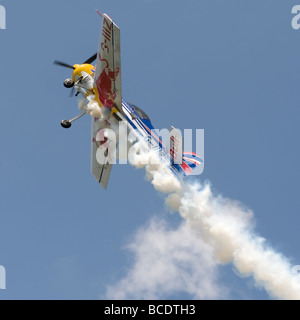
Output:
[
  {"xmin": 53, "ymin": 60, "xmax": 75, "ymax": 70},
  {"xmin": 83, "ymin": 53, "xmax": 97, "ymax": 65},
  {"xmin": 69, "ymin": 86, "xmax": 75, "ymax": 97}
]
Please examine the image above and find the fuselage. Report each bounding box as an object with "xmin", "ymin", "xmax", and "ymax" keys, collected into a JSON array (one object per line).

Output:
[{"xmin": 121, "ymin": 100, "xmax": 197, "ymax": 176}]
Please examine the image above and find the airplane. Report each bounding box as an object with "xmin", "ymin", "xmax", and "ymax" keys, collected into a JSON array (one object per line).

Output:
[{"xmin": 54, "ymin": 12, "xmax": 202, "ymax": 189}]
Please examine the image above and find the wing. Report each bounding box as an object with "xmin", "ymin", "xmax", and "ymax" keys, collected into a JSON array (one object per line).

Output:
[
  {"xmin": 94, "ymin": 14, "xmax": 124, "ymax": 117},
  {"xmin": 91, "ymin": 119, "xmax": 115, "ymax": 190}
]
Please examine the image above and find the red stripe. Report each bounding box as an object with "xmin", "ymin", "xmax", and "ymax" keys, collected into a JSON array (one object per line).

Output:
[
  {"xmin": 183, "ymin": 152, "xmax": 200, "ymax": 157},
  {"xmin": 180, "ymin": 161, "xmax": 192, "ymax": 175},
  {"xmin": 183, "ymin": 157, "xmax": 200, "ymax": 166},
  {"xmin": 139, "ymin": 121, "xmax": 166, "ymax": 148}
]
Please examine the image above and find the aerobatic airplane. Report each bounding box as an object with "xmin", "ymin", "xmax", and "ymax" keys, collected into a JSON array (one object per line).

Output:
[{"xmin": 54, "ymin": 12, "xmax": 202, "ymax": 189}]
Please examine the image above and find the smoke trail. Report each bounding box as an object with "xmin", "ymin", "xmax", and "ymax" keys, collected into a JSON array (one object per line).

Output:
[
  {"xmin": 106, "ymin": 217, "xmax": 224, "ymax": 299},
  {"xmin": 129, "ymin": 141, "xmax": 300, "ymax": 300},
  {"xmin": 79, "ymin": 96, "xmax": 103, "ymax": 119}
]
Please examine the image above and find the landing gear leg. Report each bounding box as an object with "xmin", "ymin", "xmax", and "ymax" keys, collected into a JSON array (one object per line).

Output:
[{"xmin": 60, "ymin": 112, "xmax": 86, "ymax": 129}]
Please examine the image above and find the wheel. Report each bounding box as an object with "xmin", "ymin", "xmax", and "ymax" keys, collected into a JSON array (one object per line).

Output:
[
  {"xmin": 64, "ymin": 78, "xmax": 74, "ymax": 88},
  {"xmin": 61, "ymin": 120, "xmax": 72, "ymax": 129}
]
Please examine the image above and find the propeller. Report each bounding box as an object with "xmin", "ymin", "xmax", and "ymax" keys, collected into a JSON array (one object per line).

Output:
[
  {"xmin": 83, "ymin": 53, "xmax": 97, "ymax": 65},
  {"xmin": 54, "ymin": 53, "xmax": 97, "ymax": 97},
  {"xmin": 53, "ymin": 53, "xmax": 97, "ymax": 70},
  {"xmin": 53, "ymin": 61, "xmax": 75, "ymax": 70},
  {"xmin": 69, "ymin": 87, "xmax": 75, "ymax": 97}
]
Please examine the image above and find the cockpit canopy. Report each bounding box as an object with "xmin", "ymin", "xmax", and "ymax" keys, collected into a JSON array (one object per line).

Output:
[{"xmin": 130, "ymin": 104, "xmax": 151, "ymax": 122}]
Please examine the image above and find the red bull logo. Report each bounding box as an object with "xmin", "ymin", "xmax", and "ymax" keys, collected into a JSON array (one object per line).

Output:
[{"xmin": 96, "ymin": 53, "xmax": 120, "ymax": 109}]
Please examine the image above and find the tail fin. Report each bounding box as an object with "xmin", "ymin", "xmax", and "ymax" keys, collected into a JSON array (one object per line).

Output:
[
  {"xmin": 169, "ymin": 126, "xmax": 203, "ymax": 176},
  {"xmin": 169, "ymin": 126, "xmax": 183, "ymax": 165}
]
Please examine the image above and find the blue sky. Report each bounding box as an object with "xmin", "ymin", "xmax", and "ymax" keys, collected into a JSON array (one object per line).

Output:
[{"xmin": 0, "ymin": 0, "xmax": 300, "ymax": 300}]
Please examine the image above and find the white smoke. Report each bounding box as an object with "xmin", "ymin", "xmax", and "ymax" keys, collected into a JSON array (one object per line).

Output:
[
  {"xmin": 106, "ymin": 217, "xmax": 225, "ymax": 300},
  {"xmin": 126, "ymin": 141, "xmax": 300, "ymax": 300},
  {"xmin": 79, "ymin": 95, "xmax": 103, "ymax": 119}
]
